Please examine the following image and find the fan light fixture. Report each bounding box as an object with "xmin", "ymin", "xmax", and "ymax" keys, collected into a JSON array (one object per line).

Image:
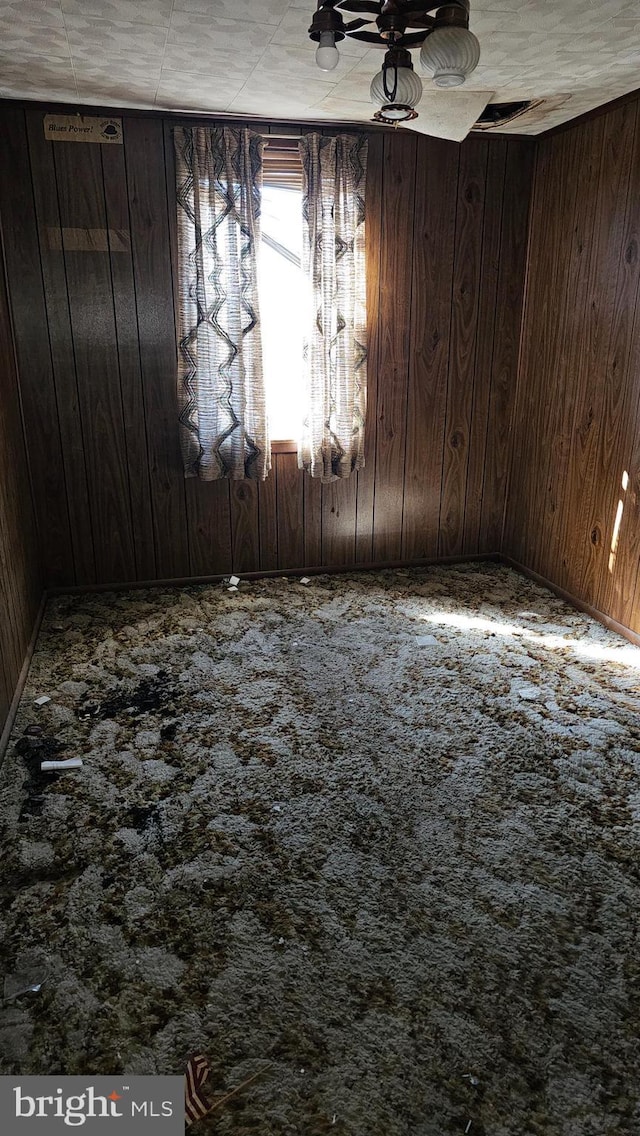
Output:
[{"xmin": 309, "ymin": 0, "xmax": 480, "ymax": 123}]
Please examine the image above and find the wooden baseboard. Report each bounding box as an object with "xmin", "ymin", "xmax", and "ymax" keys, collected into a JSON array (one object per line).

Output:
[
  {"xmin": 46, "ymin": 552, "xmax": 501, "ymax": 596},
  {"xmin": 0, "ymin": 592, "xmax": 47, "ymax": 765},
  {"xmin": 500, "ymin": 556, "xmax": 640, "ymax": 648}
]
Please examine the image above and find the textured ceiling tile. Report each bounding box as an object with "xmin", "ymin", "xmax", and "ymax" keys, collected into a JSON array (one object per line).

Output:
[
  {"xmin": 0, "ymin": 54, "xmax": 73, "ymax": 85},
  {"xmin": 64, "ymin": 14, "xmax": 168, "ymax": 52},
  {"xmin": 173, "ymin": 0, "xmax": 290, "ymax": 24},
  {"xmin": 253, "ymin": 43, "xmax": 361, "ymax": 84},
  {"xmin": 73, "ymin": 61, "xmax": 163, "ymax": 85},
  {"xmin": 155, "ymin": 69, "xmax": 245, "ymax": 110},
  {"xmin": 167, "ymin": 10, "xmax": 275, "ymax": 53},
  {"xmin": 162, "ymin": 43, "xmax": 255, "ymax": 79},
  {"xmin": 0, "ymin": 1, "xmax": 64, "ymax": 28},
  {"xmin": 0, "ymin": 21, "xmax": 70, "ymax": 58},
  {"xmin": 61, "ymin": 0, "xmax": 173, "ymax": 25},
  {"xmin": 228, "ymin": 71, "xmax": 334, "ymax": 115}
]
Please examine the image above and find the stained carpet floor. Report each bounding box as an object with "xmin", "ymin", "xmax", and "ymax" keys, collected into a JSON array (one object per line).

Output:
[{"xmin": 1, "ymin": 562, "xmax": 639, "ymax": 1135}]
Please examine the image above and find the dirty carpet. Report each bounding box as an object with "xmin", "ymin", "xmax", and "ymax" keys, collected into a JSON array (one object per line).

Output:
[{"xmin": 1, "ymin": 562, "xmax": 639, "ymax": 1135}]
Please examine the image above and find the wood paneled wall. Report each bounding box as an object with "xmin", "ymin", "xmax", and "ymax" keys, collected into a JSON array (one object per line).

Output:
[
  {"xmin": 0, "ymin": 226, "xmax": 40, "ymax": 736},
  {"xmin": 505, "ymin": 94, "xmax": 640, "ymax": 635},
  {"xmin": 0, "ymin": 103, "xmax": 533, "ymax": 588}
]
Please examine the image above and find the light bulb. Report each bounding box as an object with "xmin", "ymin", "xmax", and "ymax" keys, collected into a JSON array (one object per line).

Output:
[{"xmin": 315, "ymin": 30, "xmax": 339, "ymax": 72}]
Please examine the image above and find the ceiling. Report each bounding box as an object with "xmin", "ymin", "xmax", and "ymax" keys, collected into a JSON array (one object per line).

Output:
[{"xmin": 0, "ymin": 0, "xmax": 639, "ymax": 137}]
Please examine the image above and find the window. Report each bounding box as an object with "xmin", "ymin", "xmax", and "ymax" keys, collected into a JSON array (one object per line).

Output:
[{"xmin": 259, "ymin": 142, "xmax": 306, "ymax": 444}]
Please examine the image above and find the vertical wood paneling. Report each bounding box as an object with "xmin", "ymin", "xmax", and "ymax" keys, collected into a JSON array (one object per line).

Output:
[
  {"xmin": 480, "ymin": 138, "xmax": 534, "ymax": 554},
  {"xmin": 259, "ymin": 467, "xmax": 279, "ymax": 572},
  {"xmin": 541, "ymin": 117, "xmax": 607, "ymax": 593},
  {"xmin": 185, "ymin": 479, "xmax": 231, "ymax": 578},
  {"xmin": 125, "ymin": 116, "xmax": 190, "ymax": 580},
  {"xmin": 510, "ymin": 128, "xmax": 581, "ymax": 571},
  {"xmin": 402, "ymin": 137, "xmax": 459, "ymax": 561},
  {"xmin": 355, "ymin": 131, "xmax": 383, "ymax": 565},
  {"xmin": 101, "ymin": 141, "xmax": 157, "ymax": 581},
  {"xmin": 231, "ymin": 479, "xmax": 260, "ymax": 573},
  {"xmin": 574, "ymin": 103, "xmax": 637, "ymax": 606},
  {"xmin": 0, "ymin": 105, "xmax": 73, "ymax": 584},
  {"xmin": 372, "ymin": 133, "xmax": 417, "ymax": 563},
  {"xmin": 0, "ymin": 225, "xmax": 41, "ymax": 734},
  {"xmin": 54, "ymin": 138, "xmax": 137, "ymax": 584},
  {"xmin": 276, "ymin": 451, "xmax": 304, "ymax": 569},
  {"xmin": 506, "ymin": 93, "xmax": 640, "ymax": 638},
  {"xmin": 0, "ymin": 105, "xmax": 532, "ymax": 587},
  {"xmin": 303, "ymin": 473, "xmax": 322, "ymax": 568},
  {"xmin": 322, "ymin": 479, "xmax": 356, "ymax": 566},
  {"xmin": 24, "ymin": 111, "xmax": 97, "ymax": 585},
  {"xmin": 464, "ymin": 138, "xmax": 506, "ymax": 554},
  {"xmin": 439, "ymin": 137, "xmax": 488, "ymax": 558}
]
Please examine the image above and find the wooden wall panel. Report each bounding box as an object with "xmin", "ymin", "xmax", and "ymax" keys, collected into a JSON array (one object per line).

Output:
[
  {"xmin": 371, "ymin": 132, "xmax": 417, "ymax": 563},
  {"xmin": 402, "ymin": 137, "xmax": 459, "ymax": 561},
  {"xmin": 0, "ymin": 102, "xmax": 532, "ymax": 588},
  {"xmin": 0, "ymin": 218, "xmax": 41, "ymax": 737},
  {"xmin": 506, "ymin": 92, "xmax": 640, "ymax": 636},
  {"xmin": 438, "ymin": 137, "xmax": 488, "ymax": 558},
  {"xmin": 125, "ymin": 116, "xmax": 190, "ymax": 581},
  {"xmin": 480, "ymin": 138, "xmax": 535, "ymax": 554},
  {"xmin": 0, "ymin": 106, "xmax": 73, "ymax": 585}
]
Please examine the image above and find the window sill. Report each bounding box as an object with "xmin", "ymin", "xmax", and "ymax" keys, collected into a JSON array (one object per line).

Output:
[{"xmin": 271, "ymin": 439, "xmax": 298, "ymax": 454}]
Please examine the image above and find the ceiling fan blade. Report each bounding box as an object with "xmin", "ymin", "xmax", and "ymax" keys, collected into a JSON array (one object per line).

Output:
[
  {"xmin": 403, "ymin": 91, "xmax": 494, "ymax": 142},
  {"xmin": 337, "ymin": 1, "xmax": 380, "ymax": 13}
]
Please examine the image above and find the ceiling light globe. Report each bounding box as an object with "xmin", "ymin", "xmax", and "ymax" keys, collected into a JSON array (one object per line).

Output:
[
  {"xmin": 420, "ymin": 26, "xmax": 480, "ymax": 88},
  {"xmin": 315, "ymin": 30, "xmax": 340, "ymax": 71},
  {"xmin": 370, "ymin": 66, "xmax": 423, "ymax": 115}
]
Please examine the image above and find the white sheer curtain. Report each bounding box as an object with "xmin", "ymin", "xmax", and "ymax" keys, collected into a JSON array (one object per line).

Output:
[
  {"xmin": 174, "ymin": 125, "xmax": 270, "ymax": 481},
  {"xmin": 298, "ymin": 133, "xmax": 368, "ymax": 483}
]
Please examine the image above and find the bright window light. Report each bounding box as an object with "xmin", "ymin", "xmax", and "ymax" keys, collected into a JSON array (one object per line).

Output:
[{"xmin": 258, "ymin": 185, "xmax": 307, "ymax": 442}]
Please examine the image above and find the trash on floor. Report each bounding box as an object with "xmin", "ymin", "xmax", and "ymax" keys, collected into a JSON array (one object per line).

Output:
[
  {"xmin": 40, "ymin": 758, "xmax": 83, "ymax": 771},
  {"xmin": 3, "ymin": 950, "xmax": 49, "ymax": 1004},
  {"xmin": 300, "ymin": 577, "xmax": 311, "ymax": 586},
  {"xmin": 34, "ymin": 695, "xmax": 51, "ymax": 707},
  {"xmin": 185, "ymin": 1054, "xmax": 272, "ymax": 1128}
]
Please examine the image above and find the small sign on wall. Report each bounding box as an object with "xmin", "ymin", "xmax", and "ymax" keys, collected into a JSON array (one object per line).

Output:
[{"xmin": 43, "ymin": 114, "xmax": 123, "ymax": 144}]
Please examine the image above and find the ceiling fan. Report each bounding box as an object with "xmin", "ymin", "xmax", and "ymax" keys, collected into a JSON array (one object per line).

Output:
[{"xmin": 308, "ymin": 0, "xmax": 493, "ymax": 143}]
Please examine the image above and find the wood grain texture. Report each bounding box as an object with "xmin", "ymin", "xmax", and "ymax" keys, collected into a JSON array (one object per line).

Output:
[
  {"xmin": 402, "ymin": 137, "xmax": 459, "ymax": 561},
  {"xmin": 371, "ymin": 132, "xmax": 417, "ymax": 563},
  {"xmin": 0, "ymin": 221, "xmax": 41, "ymax": 735},
  {"xmin": 0, "ymin": 106, "xmax": 73, "ymax": 585},
  {"xmin": 125, "ymin": 116, "xmax": 190, "ymax": 580},
  {"xmin": 481, "ymin": 138, "xmax": 534, "ymax": 555},
  {"xmin": 439, "ymin": 138, "xmax": 488, "ymax": 558},
  {"xmin": 0, "ymin": 105, "xmax": 532, "ymax": 587},
  {"xmin": 101, "ymin": 142, "xmax": 157, "ymax": 581},
  {"xmin": 276, "ymin": 451, "xmax": 304, "ymax": 570},
  {"xmin": 505, "ymin": 92, "xmax": 640, "ymax": 637},
  {"xmin": 54, "ymin": 137, "xmax": 137, "ymax": 584}
]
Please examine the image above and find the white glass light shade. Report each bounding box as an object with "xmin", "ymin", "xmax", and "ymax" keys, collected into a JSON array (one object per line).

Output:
[
  {"xmin": 370, "ymin": 65, "xmax": 423, "ymax": 117},
  {"xmin": 420, "ymin": 26, "xmax": 480, "ymax": 88},
  {"xmin": 315, "ymin": 30, "xmax": 340, "ymax": 71}
]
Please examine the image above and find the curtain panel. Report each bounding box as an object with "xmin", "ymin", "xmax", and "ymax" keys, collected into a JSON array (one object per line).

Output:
[
  {"xmin": 174, "ymin": 126, "xmax": 270, "ymax": 481},
  {"xmin": 298, "ymin": 133, "xmax": 368, "ymax": 483}
]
